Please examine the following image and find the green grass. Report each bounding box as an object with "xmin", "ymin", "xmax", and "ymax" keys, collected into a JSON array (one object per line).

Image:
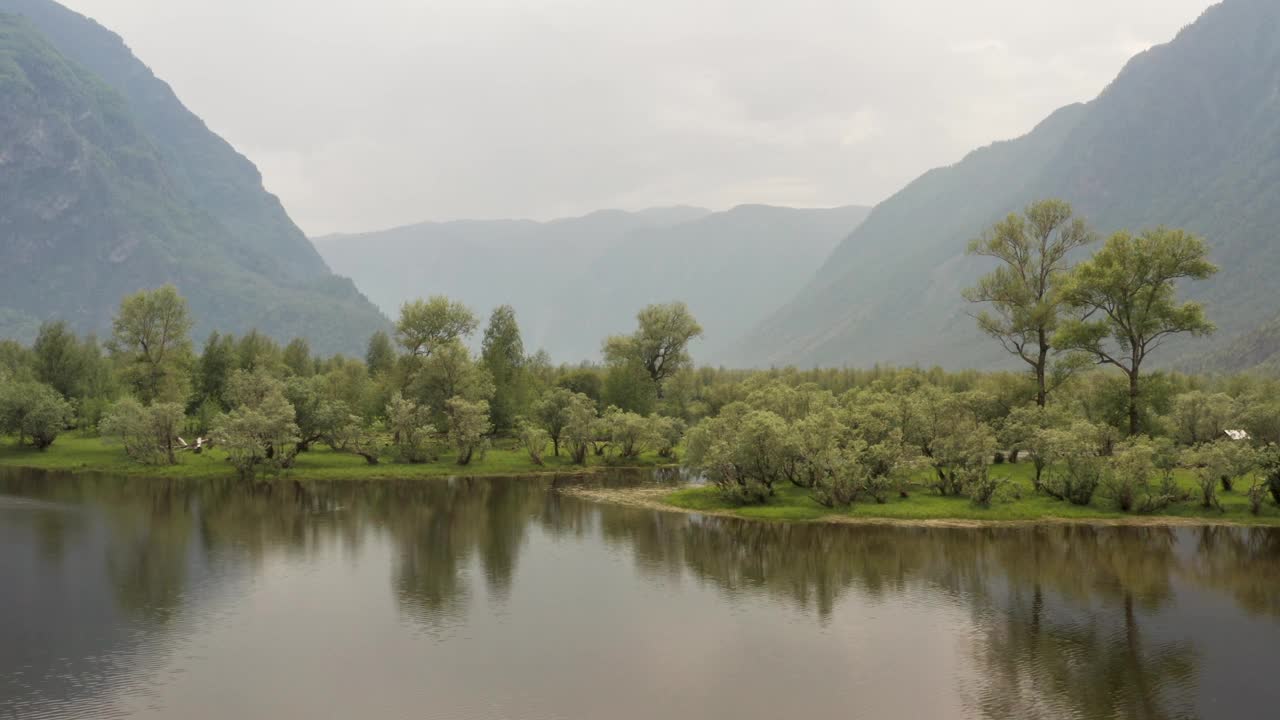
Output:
[
  {"xmin": 665, "ymin": 461, "xmax": 1280, "ymax": 526},
  {"xmin": 0, "ymin": 434, "xmax": 666, "ymax": 481}
]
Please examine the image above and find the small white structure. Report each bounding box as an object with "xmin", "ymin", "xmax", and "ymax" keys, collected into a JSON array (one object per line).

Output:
[{"xmin": 1224, "ymin": 429, "xmax": 1251, "ymax": 441}]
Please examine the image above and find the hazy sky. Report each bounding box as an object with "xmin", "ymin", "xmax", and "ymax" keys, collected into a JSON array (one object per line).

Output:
[{"xmin": 59, "ymin": 0, "xmax": 1216, "ymax": 235}]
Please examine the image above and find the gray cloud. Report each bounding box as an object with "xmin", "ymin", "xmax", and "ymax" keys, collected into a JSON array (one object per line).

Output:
[{"xmin": 61, "ymin": 0, "xmax": 1215, "ymax": 234}]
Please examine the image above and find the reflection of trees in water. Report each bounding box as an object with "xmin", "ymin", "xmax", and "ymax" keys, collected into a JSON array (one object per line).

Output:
[
  {"xmin": 968, "ymin": 527, "xmax": 1197, "ymax": 720},
  {"xmin": 1188, "ymin": 526, "xmax": 1280, "ymax": 618},
  {"xmin": 6, "ymin": 468, "xmax": 1280, "ymax": 720}
]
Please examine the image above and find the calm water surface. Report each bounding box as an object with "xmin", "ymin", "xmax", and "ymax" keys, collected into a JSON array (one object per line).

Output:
[{"xmin": 3, "ymin": 467, "xmax": 1279, "ymax": 720}]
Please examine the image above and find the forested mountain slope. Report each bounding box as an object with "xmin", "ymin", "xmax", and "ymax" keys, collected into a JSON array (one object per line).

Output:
[
  {"xmin": 316, "ymin": 204, "xmax": 869, "ymax": 362},
  {"xmin": 0, "ymin": 2, "xmax": 387, "ymax": 354},
  {"xmin": 736, "ymin": 0, "xmax": 1280, "ymax": 372}
]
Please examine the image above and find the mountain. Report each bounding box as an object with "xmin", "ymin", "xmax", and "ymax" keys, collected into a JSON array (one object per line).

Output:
[
  {"xmin": 734, "ymin": 0, "xmax": 1280, "ymax": 372},
  {"xmin": 0, "ymin": 1, "xmax": 388, "ymax": 354},
  {"xmin": 315, "ymin": 204, "xmax": 869, "ymax": 362}
]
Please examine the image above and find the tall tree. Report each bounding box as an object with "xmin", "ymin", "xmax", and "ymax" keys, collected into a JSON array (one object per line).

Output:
[
  {"xmin": 481, "ymin": 305, "xmax": 527, "ymax": 432},
  {"xmin": 365, "ymin": 330, "xmax": 396, "ymax": 377},
  {"xmin": 109, "ymin": 285, "xmax": 194, "ymax": 404},
  {"xmin": 31, "ymin": 321, "xmax": 89, "ymax": 399},
  {"xmin": 1056, "ymin": 228, "xmax": 1218, "ymax": 435},
  {"xmin": 195, "ymin": 332, "xmax": 237, "ymax": 411},
  {"xmin": 395, "ymin": 296, "xmax": 478, "ymax": 359},
  {"xmin": 604, "ymin": 302, "xmax": 702, "ymax": 399},
  {"xmin": 283, "ymin": 338, "xmax": 314, "ymax": 377},
  {"xmin": 964, "ymin": 200, "xmax": 1095, "ymax": 406}
]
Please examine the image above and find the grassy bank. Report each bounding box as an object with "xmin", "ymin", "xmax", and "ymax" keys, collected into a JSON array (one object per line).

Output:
[
  {"xmin": 0, "ymin": 435, "xmax": 666, "ymax": 481},
  {"xmin": 662, "ymin": 462, "xmax": 1280, "ymax": 526}
]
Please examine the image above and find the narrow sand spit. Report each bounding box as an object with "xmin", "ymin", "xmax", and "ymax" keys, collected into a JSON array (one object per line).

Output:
[{"xmin": 558, "ymin": 484, "xmax": 1270, "ymax": 529}]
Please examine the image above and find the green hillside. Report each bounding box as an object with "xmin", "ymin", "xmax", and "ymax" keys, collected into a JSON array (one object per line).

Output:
[
  {"xmin": 0, "ymin": 4, "xmax": 388, "ymax": 354},
  {"xmin": 736, "ymin": 0, "xmax": 1280, "ymax": 372}
]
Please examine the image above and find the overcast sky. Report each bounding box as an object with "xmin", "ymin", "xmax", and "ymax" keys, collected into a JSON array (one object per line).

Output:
[{"xmin": 60, "ymin": 0, "xmax": 1216, "ymax": 235}]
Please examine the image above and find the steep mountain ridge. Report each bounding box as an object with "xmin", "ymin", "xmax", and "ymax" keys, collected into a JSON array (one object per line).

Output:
[
  {"xmin": 316, "ymin": 204, "xmax": 869, "ymax": 362},
  {"xmin": 0, "ymin": 2, "xmax": 388, "ymax": 354},
  {"xmin": 738, "ymin": 0, "xmax": 1280, "ymax": 371}
]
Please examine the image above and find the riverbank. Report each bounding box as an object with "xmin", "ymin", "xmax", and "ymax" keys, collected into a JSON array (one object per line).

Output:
[
  {"xmin": 0, "ymin": 435, "xmax": 667, "ymax": 481},
  {"xmin": 564, "ymin": 462, "xmax": 1280, "ymax": 527}
]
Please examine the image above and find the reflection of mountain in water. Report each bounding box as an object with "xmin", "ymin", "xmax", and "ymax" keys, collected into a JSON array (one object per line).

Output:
[{"xmin": 3, "ymin": 468, "xmax": 1279, "ymax": 719}]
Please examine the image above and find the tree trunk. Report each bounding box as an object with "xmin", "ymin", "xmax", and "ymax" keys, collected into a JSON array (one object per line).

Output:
[
  {"xmin": 1035, "ymin": 331, "xmax": 1049, "ymax": 407},
  {"xmin": 1128, "ymin": 370, "xmax": 1141, "ymax": 437}
]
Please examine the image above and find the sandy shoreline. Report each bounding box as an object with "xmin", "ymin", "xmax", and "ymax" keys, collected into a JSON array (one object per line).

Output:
[{"xmin": 557, "ymin": 484, "xmax": 1276, "ymax": 529}]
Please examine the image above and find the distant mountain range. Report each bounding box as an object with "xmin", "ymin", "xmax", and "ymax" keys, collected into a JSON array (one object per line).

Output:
[
  {"xmin": 314, "ymin": 204, "xmax": 869, "ymax": 362},
  {"xmin": 734, "ymin": 0, "xmax": 1280, "ymax": 373},
  {"xmin": 0, "ymin": 0, "xmax": 388, "ymax": 354}
]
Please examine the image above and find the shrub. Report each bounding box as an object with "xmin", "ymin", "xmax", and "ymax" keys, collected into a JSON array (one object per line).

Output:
[{"xmin": 517, "ymin": 422, "xmax": 549, "ymax": 466}]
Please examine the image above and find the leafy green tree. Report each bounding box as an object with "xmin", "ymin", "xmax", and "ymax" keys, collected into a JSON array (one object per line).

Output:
[
  {"xmin": 213, "ymin": 377, "xmax": 300, "ymax": 480},
  {"xmin": 235, "ymin": 330, "xmax": 283, "ymax": 374},
  {"xmin": 411, "ymin": 340, "xmax": 495, "ymax": 418},
  {"xmin": 1041, "ymin": 421, "xmax": 1109, "ymax": 505},
  {"xmin": 109, "ymin": 285, "xmax": 194, "ymax": 404},
  {"xmin": 557, "ymin": 370, "xmax": 603, "ymax": 406},
  {"xmin": 195, "ymin": 332, "xmax": 237, "ymax": 410},
  {"xmin": 444, "ymin": 396, "xmax": 491, "ymax": 465},
  {"xmin": 395, "ymin": 296, "xmax": 478, "ymax": 360},
  {"xmin": 365, "ymin": 330, "xmax": 396, "ymax": 377},
  {"xmin": 481, "ymin": 305, "xmax": 527, "ymax": 432},
  {"xmin": 517, "ymin": 421, "xmax": 550, "ymax": 465},
  {"xmin": 685, "ymin": 404, "xmax": 795, "ymax": 504},
  {"xmin": 561, "ymin": 392, "xmax": 600, "ymax": 465},
  {"xmin": 31, "ymin": 321, "xmax": 89, "ymax": 399},
  {"xmin": 1056, "ymin": 228, "xmax": 1218, "ymax": 435},
  {"xmin": 604, "ymin": 408, "xmax": 657, "ymax": 459},
  {"xmin": 0, "ymin": 381, "xmax": 73, "ymax": 450},
  {"xmin": 1170, "ymin": 391, "xmax": 1235, "ymax": 446},
  {"xmin": 604, "ymin": 302, "xmax": 702, "ymax": 399},
  {"xmin": 386, "ymin": 391, "xmax": 435, "ymax": 463},
  {"xmin": 282, "ymin": 338, "xmax": 314, "ymax": 377},
  {"xmin": 531, "ymin": 387, "xmax": 583, "ymax": 457},
  {"xmin": 99, "ymin": 398, "xmax": 186, "ymax": 465},
  {"xmin": 965, "ymin": 200, "xmax": 1095, "ymax": 406}
]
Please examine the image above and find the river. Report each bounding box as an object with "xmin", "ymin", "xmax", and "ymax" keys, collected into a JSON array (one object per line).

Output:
[{"xmin": 2, "ymin": 467, "xmax": 1278, "ymax": 719}]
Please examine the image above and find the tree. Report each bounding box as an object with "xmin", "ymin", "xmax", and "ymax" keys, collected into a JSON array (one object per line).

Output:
[
  {"xmin": 561, "ymin": 392, "xmax": 600, "ymax": 465},
  {"xmin": 444, "ymin": 397, "xmax": 491, "ymax": 465},
  {"xmin": 1056, "ymin": 228, "xmax": 1218, "ymax": 435},
  {"xmin": 480, "ymin": 305, "xmax": 527, "ymax": 432},
  {"xmin": 100, "ymin": 398, "xmax": 186, "ymax": 465},
  {"xmin": 965, "ymin": 200, "xmax": 1095, "ymax": 406},
  {"xmin": 213, "ymin": 388, "xmax": 300, "ymax": 480},
  {"xmin": 365, "ymin": 330, "xmax": 396, "ymax": 377},
  {"xmin": 685, "ymin": 405, "xmax": 794, "ymax": 504},
  {"xmin": 194, "ymin": 332, "xmax": 237, "ymax": 411},
  {"xmin": 604, "ymin": 302, "xmax": 702, "ymax": 399},
  {"xmin": 31, "ymin": 321, "xmax": 89, "ymax": 400},
  {"xmin": 395, "ymin": 296, "xmax": 478, "ymax": 360},
  {"xmin": 1170, "ymin": 391, "xmax": 1235, "ymax": 446},
  {"xmin": 0, "ymin": 381, "xmax": 73, "ymax": 450},
  {"xmin": 109, "ymin": 285, "xmax": 194, "ymax": 404},
  {"xmin": 386, "ymin": 392, "xmax": 435, "ymax": 463},
  {"xmin": 517, "ymin": 421, "xmax": 550, "ymax": 465},
  {"xmin": 531, "ymin": 387, "xmax": 581, "ymax": 456},
  {"xmin": 283, "ymin": 338, "xmax": 314, "ymax": 377},
  {"xmin": 236, "ymin": 330, "xmax": 282, "ymax": 373}
]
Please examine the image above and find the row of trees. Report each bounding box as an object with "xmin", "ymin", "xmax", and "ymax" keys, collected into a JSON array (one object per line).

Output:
[
  {"xmin": 0, "ymin": 284, "xmax": 705, "ymax": 479},
  {"xmin": 684, "ymin": 374, "xmax": 1280, "ymax": 514},
  {"xmin": 681, "ymin": 200, "xmax": 1280, "ymax": 514}
]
